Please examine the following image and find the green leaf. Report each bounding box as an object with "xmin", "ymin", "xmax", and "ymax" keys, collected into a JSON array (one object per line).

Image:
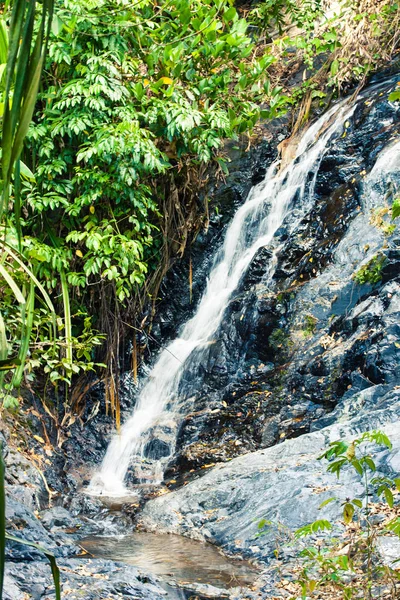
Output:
[
  {"xmin": 0, "ymin": 311, "xmax": 8, "ymax": 364},
  {"xmin": 386, "ymin": 518, "xmax": 400, "ymax": 536},
  {"xmin": 351, "ymin": 459, "xmax": 363, "ymax": 476},
  {"xmin": 368, "ymin": 430, "xmax": 392, "ymax": 449},
  {"xmin": 223, "ymin": 7, "xmax": 237, "ymax": 22},
  {"xmin": 0, "ymin": 263, "xmax": 26, "ymax": 305},
  {"xmin": 388, "ymin": 90, "xmax": 400, "ymax": 102},
  {"xmin": 384, "ymin": 487, "xmax": 394, "ymax": 508},
  {"xmin": 0, "ymin": 357, "xmax": 22, "ymax": 371},
  {"xmin": 295, "ymin": 520, "xmax": 332, "ymax": 538},
  {"xmin": 258, "ymin": 519, "xmax": 267, "ymax": 529},
  {"xmin": 19, "ymin": 160, "xmax": 35, "ymax": 181},
  {"xmin": 319, "ymin": 497, "xmax": 335, "ymax": 509},
  {"xmin": 12, "ymin": 279, "xmax": 34, "ymax": 387},
  {"xmin": 51, "ymin": 15, "xmax": 64, "ymax": 36},
  {"xmin": 330, "ymin": 59, "xmax": 339, "ymax": 76},
  {"xmin": 363, "ymin": 457, "xmax": 376, "ymax": 472},
  {"xmin": 343, "ymin": 502, "xmax": 355, "ymax": 524},
  {"xmin": 392, "ymin": 198, "xmax": 400, "ymax": 220},
  {"xmin": 215, "ymin": 156, "xmax": 229, "ymax": 175},
  {"xmin": 1, "ymin": 243, "xmax": 57, "ymax": 341}
]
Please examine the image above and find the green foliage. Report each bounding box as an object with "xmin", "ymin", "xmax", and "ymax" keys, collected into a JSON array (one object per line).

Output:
[
  {"xmin": 302, "ymin": 314, "xmax": 318, "ymax": 338},
  {"xmin": 392, "ymin": 198, "xmax": 400, "ymax": 220},
  {"xmin": 297, "ymin": 547, "xmax": 354, "ymax": 599},
  {"xmin": 0, "ymin": 0, "xmax": 298, "ymax": 401},
  {"xmin": 269, "ymin": 328, "xmax": 290, "ymax": 350},
  {"xmin": 2, "ymin": 0, "xmax": 399, "ymax": 408},
  {"xmin": 0, "ymin": 0, "xmax": 298, "ymax": 397},
  {"xmin": 389, "ymin": 89, "xmax": 400, "ymax": 103},
  {"xmin": 251, "ymin": 0, "xmax": 400, "ymax": 96},
  {"xmin": 1, "ymin": 0, "xmax": 54, "ymax": 222},
  {"xmin": 24, "ymin": 0, "xmax": 284, "ymax": 307},
  {"xmin": 353, "ymin": 253, "xmax": 386, "ymax": 285},
  {"xmin": 387, "ymin": 517, "xmax": 400, "ymax": 536},
  {"xmin": 294, "ymin": 519, "xmax": 332, "ymax": 539},
  {"xmin": 293, "ymin": 430, "xmax": 400, "ymax": 599},
  {"xmin": 319, "ymin": 429, "xmax": 392, "ymax": 480},
  {"xmin": 248, "ymin": 0, "xmax": 291, "ymax": 35},
  {"xmin": 0, "ymin": 0, "xmax": 70, "ymax": 405}
]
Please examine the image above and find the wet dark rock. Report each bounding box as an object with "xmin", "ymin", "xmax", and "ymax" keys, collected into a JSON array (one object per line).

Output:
[
  {"xmin": 148, "ymin": 119, "xmax": 289, "ymax": 355},
  {"xmin": 59, "ymin": 75, "xmax": 400, "ymax": 500},
  {"xmin": 155, "ymin": 74, "xmax": 400, "ymax": 480},
  {"xmin": 144, "ymin": 438, "xmax": 171, "ymax": 459},
  {"xmin": 5, "ymin": 495, "xmax": 77, "ymax": 561}
]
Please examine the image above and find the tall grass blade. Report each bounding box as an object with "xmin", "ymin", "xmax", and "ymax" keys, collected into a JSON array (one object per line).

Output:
[
  {"xmin": 1, "ymin": 0, "xmax": 25, "ymax": 214},
  {"xmin": 9, "ymin": 54, "xmax": 44, "ymax": 172},
  {"xmin": 3, "ymin": 0, "xmax": 25, "ymax": 101},
  {"xmin": 0, "ymin": 311, "xmax": 8, "ymax": 363},
  {"xmin": 0, "ymin": 20, "xmax": 8, "ymax": 65},
  {"xmin": 1, "ymin": 0, "xmax": 55, "ymax": 221},
  {"xmin": 0, "ymin": 263, "xmax": 26, "ymax": 305},
  {"xmin": 12, "ymin": 279, "xmax": 34, "ymax": 387},
  {"xmin": 14, "ymin": 159, "xmax": 22, "ymax": 251},
  {"xmin": 0, "ymin": 243, "xmax": 57, "ymax": 340},
  {"xmin": 60, "ymin": 270, "xmax": 72, "ymax": 366},
  {"xmin": 0, "ymin": 310, "xmax": 7, "ymax": 390},
  {"xmin": 9, "ymin": 0, "xmax": 36, "ymax": 135}
]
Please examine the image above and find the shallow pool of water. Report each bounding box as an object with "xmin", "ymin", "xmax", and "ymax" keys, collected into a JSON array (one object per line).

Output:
[{"xmin": 80, "ymin": 531, "xmax": 258, "ymax": 598}]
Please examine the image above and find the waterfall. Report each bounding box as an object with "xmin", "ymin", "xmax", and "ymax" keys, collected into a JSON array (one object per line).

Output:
[{"xmin": 88, "ymin": 98, "xmax": 357, "ymax": 497}]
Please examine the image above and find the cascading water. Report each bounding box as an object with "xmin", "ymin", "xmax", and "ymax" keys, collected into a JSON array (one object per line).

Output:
[
  {"xmin": 89, "ymin": 98, "xmax": 358, "ymax": 497},
  {"xmin": 367, "ymin": 139, "xmax": 400, "ymax": 197}
]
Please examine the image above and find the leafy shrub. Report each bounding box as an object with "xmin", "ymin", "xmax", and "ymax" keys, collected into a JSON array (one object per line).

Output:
[{"xmin": 258, "ymin": 430, "xmax": 400, "ymax": 600}]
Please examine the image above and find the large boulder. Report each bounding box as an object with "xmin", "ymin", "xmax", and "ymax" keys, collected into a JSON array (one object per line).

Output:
[{"xmin": 139, "ymin": 403, "xmax": 400, "ymax": 562}]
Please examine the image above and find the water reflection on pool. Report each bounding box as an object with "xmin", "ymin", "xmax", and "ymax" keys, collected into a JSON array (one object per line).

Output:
[{"xmin": 80, "ymin": 531, "xmax": 258, "ymax": 598}]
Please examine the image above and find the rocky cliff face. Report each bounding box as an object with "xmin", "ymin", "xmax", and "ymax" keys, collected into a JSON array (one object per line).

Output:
[
  {"xmin": 157, "ymin": 72, "xmax": 400, "ymax": 485},
  {"xmin": 135, "ymin": 67, "xmax": 400, "ymax": 559},
  {"xmin": 133, "ymin": 71, "xmax": 400, "ymax": 598},
  {"xmin": 57, "ymin": 71, "xmax": 400, "ymax": 494},
  {"xmin": 56, "ymin": 72, "xmax": 400, "ymax": 491}
]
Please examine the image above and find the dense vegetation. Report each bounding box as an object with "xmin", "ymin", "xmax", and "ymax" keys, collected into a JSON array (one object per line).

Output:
[{"xmin": 0, "ymin": 0, "xmax": 399, "ymax": 421}]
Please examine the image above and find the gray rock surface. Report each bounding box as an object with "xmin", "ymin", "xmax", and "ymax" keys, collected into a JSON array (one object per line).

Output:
[
  {"xmin": 4, "ymin": 558, "xmax": 168, "ymax": 600},
  {"xmin": 2, "ymin": 439, "xmax": 171, "ymax": 598},
  {"xmin": 139, "ymin": 412, "xmax": 400, "ymax": 562},
  {"xmin": 377, "ymin": 536, "xmax": 400, "ymax": 569}
]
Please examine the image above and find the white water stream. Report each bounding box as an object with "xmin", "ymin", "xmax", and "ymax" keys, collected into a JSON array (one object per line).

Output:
[{"xmin": 89, "ymin": 99, "xmax": 357, "ymax": 497}]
